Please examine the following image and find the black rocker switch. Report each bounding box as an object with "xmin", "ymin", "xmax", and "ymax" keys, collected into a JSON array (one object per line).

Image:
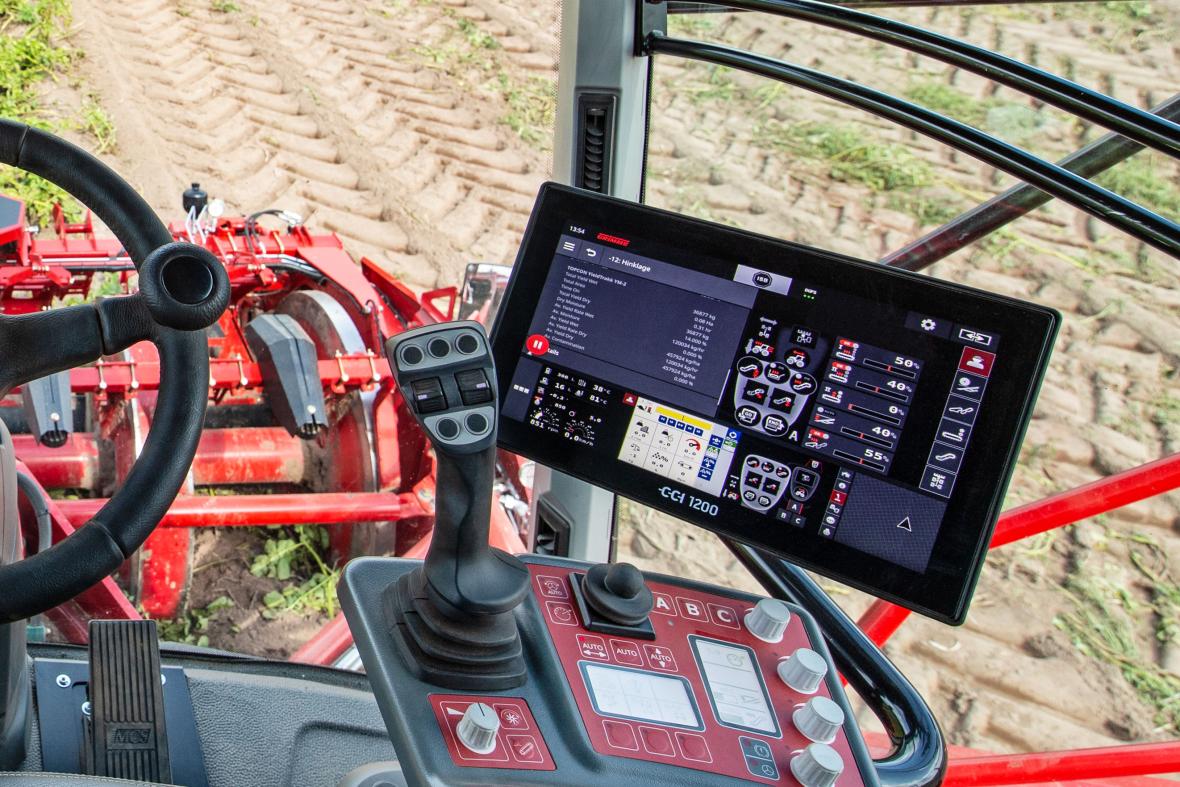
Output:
[
  {"xmin": 383, "ymin": 321, "xmax": 530, "ymax": 690},
  {"xmin": 456, "ymin": 369, "xmax": 493, "ymax": 406},
  {"xmin": 409, "ymin": 377, "xmax": 447, "ymax": 414}
]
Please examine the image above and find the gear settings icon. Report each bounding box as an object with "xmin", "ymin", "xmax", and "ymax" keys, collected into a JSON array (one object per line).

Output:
[{"xmin": 920, "ymin": 318, "xmax": 937, "ymax": 331}]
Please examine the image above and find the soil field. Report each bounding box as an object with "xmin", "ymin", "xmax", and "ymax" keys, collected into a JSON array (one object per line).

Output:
[{"xmin": 8, "ymin": 0, "xmax": 1179, "ymax": 764}]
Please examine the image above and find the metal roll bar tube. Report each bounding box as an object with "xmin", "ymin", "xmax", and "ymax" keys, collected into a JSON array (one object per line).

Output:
[
  {"xmin": 642, "ymin": 33, "xmax": 1180, "ymax": 258},
  {"xmin": 656, "ymin": 0, "xmax": 1180, "ymax": 159},
  {"xmin": 882, "ymin": 93, "xmax": 1180, "ymax": 270}
]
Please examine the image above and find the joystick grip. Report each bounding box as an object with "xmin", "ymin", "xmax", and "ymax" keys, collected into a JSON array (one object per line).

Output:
[{"xmin": 382, "ymin": 322, "xmax": 529, "ymax": 689}]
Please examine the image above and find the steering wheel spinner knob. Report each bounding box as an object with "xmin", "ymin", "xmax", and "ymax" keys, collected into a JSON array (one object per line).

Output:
[{"xmin": 138, "ymin": 241, "xmax": 230, "ymax": 331}]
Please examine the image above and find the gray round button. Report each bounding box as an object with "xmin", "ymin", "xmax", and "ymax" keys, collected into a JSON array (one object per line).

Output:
[
  {"xmin": 399, "ymin": 344, "xmax": 423, "ymax": 366},
  {"xmin": 466, "ymin": 412, "xmax": 489, "ymax": 435},
  {"xmin": 436, "ymin": 418, "xmax": 460, "ymax": 440},
  {"xmin": 456, "ymin": 333, "xmax": 480, "ymax": 354}
]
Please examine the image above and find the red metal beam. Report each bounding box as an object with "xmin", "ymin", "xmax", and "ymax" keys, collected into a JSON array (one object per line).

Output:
[
  {"xmin": 39, "ymin": 354, "xmax": 392, "ymax": 395},
  {"xmin": 10, "ymin": 434, "xmax": 100, "ymax": 490},
  {"xmin": 289, "ymin": 613, "xmax": 353, "ymax": 666},
  {"xmin": 192, "ymin": 427, "xmax": 305, "ymax": 487},
  {"xmin": 856, "ymin": 598, "xmax": 913, "ymax": 647},
  {"xmin": 857, "ymin": 453, "xmax": 1180, "ymax": 644},
  {"xmin": 13, "ymin": 463, "xmax": 141, "ymax": 643},
  {"xmin": 56, "ymin": 492, "xmax": 429, "ymax": 528},
  {"xmin": 991, "ymin": 452, "xmax": 1180, "ymax": 548},
  {"xmin": 944, "ymin": 741, "xmax": 1180, "ymax": 785},
  {"xmin": 14, "ymin": 427, "xmax": 308, "ymax": 491}
]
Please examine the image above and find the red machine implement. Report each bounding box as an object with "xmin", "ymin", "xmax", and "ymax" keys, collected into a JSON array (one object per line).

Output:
[{"xmin": 0, "ymin": 186, "xmax": 525, "ymax": 621}]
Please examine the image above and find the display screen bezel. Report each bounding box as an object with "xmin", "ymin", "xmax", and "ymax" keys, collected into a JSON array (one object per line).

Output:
[{"xmin": 491, "ymin": 183, "xmax": 1059, "ymax": 624}]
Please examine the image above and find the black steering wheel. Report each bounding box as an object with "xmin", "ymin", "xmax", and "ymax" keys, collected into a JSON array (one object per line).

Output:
[{"xmin": 0, "ymin": 120, "xmax": 229, "ymax": 622}]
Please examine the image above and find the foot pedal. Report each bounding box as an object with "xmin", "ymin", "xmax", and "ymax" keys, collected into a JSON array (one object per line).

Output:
[{"xmin": 87, "ymin": 620, "xmax": 172, "ymax": 783}]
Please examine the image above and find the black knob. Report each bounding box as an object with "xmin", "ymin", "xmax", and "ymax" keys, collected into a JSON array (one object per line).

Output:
[
  {"xmin": 605, "ymin": 563, "xmax": 646, "ymax": 599},
  {"xmin": 182, "ymin": 182, "xmax": 208, "ymax": 216},
  {"xmin": 583, "ymin": 562, "xmax": 653, "ymax": 627},
  {"xmin": 138, "ymin": 241, "xmax": 230, "ymax": 331}
]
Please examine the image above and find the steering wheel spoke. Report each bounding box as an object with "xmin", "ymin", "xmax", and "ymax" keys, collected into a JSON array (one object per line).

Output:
[{"xmin": 0, "ymin": 294, "xmax": 154, "ymax": 396}]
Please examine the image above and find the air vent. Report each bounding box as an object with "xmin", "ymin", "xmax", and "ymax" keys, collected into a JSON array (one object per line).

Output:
[
  {"xmin": 575, "ymin": 93, "xmax": 616, "ymax": 193},
  {"xmin": 532, "ymin": 495, "xmax": 573, "ymax": 557}
]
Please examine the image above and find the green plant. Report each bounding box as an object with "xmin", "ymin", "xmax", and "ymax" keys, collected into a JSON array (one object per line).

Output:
[
  {"xmin": 250, "ymin": 525, "xmax": 340, "ymax": 618},
  {"xmin": 157, "ymin": 596, "xmax": 234, "ymax": 648},
  {"xmin": 685, "ymin": 66, "xmax": 736, "ymax": 105},
  {"xmin": 905, "ymin": 82, "xmax": 991, "ymax": 127},
  {"xmin": 0, "ymin": 0, "xmax": 88, "ymax": 223},
  {"xmin": 761, "ymin": 121, "xmax": 932, "ymax": 192},
  {"xmin": 668, "ymin": 13, "xmax": 716, "ymax": 36},
  {"xmin": 886, "ymin": 192, "xmax": 963, "ymax": 226},
  {"xmin": 1055, "ymin": 535, "xmax": 1180, "ymax": 731},
  {"xmin": 211, "ymin": 0, "xmax": 239, "ymax": 12},
  {"xmin": 79, "ymin": 99, "xmax": 116, "ymax": 153},
  {"xmin": 456, "ymin": 16, "xmax": 498, "ymax": 50},
  {"xmin": 498, "ymin": 72, "xmax": 555, "ymax": 149}
]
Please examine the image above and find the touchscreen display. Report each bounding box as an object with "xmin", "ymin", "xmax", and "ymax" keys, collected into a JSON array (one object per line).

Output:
[{"xmin": 493, "ymin": 184, "xmax": 1058, "ymax": 623}]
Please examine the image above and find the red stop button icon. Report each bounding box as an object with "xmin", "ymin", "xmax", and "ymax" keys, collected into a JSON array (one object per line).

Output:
[{"xmin": 526, "ymin": 334, "xmax": 550, "ymax": 355}]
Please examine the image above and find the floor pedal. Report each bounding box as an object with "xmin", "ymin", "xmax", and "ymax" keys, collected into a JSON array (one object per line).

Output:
[{"xmin": 87, "ymin": 619, "xmax": 172, "ymax": 783}]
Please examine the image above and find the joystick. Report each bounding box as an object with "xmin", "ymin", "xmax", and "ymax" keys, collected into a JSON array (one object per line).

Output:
[
  {"xmin": 382, "ymin": 321, "xmax": 529, "ymax": 689},
  {"xmin": 582, "ymin": 562, "xmax": 653, "ymax": 626}
]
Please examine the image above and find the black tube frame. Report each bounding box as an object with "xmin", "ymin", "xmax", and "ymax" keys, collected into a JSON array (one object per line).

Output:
[
  {"xmin": 643, "ymin": 33, "xmax": 1180, "ymax": 258},
  {"xmin": 883, "ymin": 93, "xmax": 1180, "ymax": 270},
  {"xmin": 664, "ymin": 0, "xmax": 1179, "ymax": 159},
  {"xmin": 635, "ymin": 2, "xmax": 1179, "ymax": 783}
]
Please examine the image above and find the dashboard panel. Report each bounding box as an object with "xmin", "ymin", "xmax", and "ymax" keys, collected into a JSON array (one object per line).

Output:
[{"xmin": 492, "ymin": 184, "xmax": 1058, "ymax": 623}]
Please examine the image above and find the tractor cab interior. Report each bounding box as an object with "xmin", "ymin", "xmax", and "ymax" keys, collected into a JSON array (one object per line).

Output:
[{"xmin": 0, "ymin": 1, "xmax": 1177, "ymax": 786}]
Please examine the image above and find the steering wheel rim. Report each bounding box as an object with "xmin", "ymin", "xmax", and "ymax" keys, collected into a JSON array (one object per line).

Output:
[{"xmin": 0, "ymin": 120, "xmax": 225, "ymax": 622}]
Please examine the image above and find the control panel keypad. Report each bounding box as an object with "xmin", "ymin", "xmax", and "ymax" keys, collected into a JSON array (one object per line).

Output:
[{"xmin": 532, "ymin": 565, "xmax": 869, "ymax": 785}]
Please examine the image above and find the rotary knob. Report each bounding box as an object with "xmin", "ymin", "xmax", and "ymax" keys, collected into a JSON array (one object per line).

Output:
[
  {"xmin": 789, "ymin": 742, "xmax": 845, "ymax": 787},
  {"xmin": 792, "ymin": 696, "xmax": 845, "ymax": 743},
  {"xmin": 457, "ymin": 702, "xmax": 500, "ymax": 754},
  {"xmin": 778, "ymin": 647, "xmax": 828, "ymax": 694},
  {"xmin": 744, "ymin": 598, "xmax": 791, "ymax": 643}
]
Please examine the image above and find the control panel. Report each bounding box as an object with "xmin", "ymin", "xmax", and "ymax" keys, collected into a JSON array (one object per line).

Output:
[
  {"xmin": 530, "ymin": 564, "xmax": 870, "ymax": 785},
  {"xmin": 340, "ymin": 554, "xmax": 879, "ymax": 787}
]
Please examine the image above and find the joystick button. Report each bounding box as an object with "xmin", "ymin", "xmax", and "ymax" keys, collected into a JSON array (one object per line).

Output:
[
  {"xmin": 466, "ymin": 412, "xmax": 490, "ymax": 435},
  {"xmin": 436, "ymin": 418, "xmax": 460, "ymax": 440},
  {"xmin": 399, "ymin": 344, "xmax": 423, "ymax": 366},
  {"xmin": 456, "ymin": 333, "xmax": 480, "ymax": 354},
  {"xmin": 428, "ymin": 337, "xmax": 451, "ymax": 358}
]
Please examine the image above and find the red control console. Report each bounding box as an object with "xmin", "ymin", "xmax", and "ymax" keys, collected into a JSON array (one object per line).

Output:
[{"xmin": 532, "ymin": 565, "xmax": 868, "ymax": 785}]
